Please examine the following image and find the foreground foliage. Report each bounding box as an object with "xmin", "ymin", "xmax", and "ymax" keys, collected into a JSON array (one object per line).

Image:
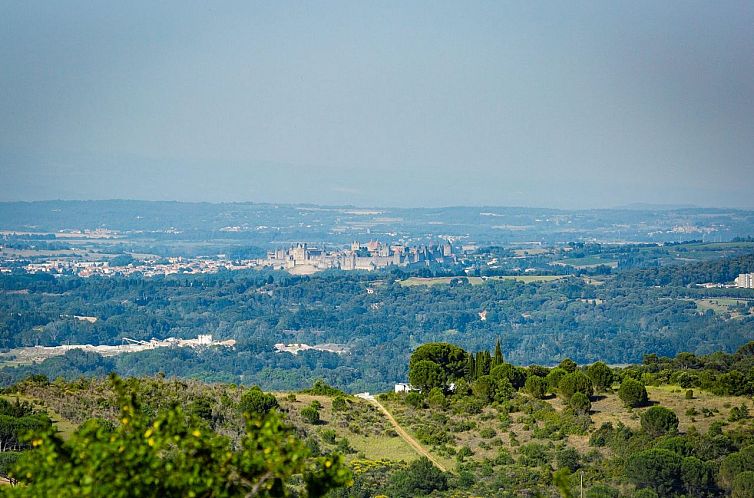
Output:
[{"xmin": 2, "ymin": 374, "xmax": 350, "ymax": 497}]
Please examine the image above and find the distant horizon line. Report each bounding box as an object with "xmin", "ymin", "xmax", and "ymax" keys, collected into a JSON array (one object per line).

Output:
[{"xmin": 2, "ymin": 198, "xmax": 754, "ymax": 213}]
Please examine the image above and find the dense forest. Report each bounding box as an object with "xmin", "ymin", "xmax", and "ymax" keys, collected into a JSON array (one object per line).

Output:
[{"xmin": 1, "ymin": 254, "xmax": 753, "ymax": 392}]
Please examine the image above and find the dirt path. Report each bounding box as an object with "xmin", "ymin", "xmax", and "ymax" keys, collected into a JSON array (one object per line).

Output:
[{"xmin": 357, "ymin": 393, "xmax": 448, "ymax": 472}]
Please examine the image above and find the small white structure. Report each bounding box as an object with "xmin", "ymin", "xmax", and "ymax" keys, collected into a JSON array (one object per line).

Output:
[
  {"xmin": 197, "ymin": 334, "xmax": 213, "ymax": 345},
  {"xmin": 394, "ymin": 383, "xmax": 415, "ymax": 393}
]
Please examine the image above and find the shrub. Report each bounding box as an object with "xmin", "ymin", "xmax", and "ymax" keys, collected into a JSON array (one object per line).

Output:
[
  {"xmin": 7, "ymin": 375, "xmax": 350, "ymax": 497},
  {"xmin": 494, "ymin": 448, "xmax": 514, "ymax": 465},
  {"xmin": 239, "ymin": 386, "xmax": 279, "ymax": 415},
  {"xmin": 301, "ymin": 404, "xmax": 321, "ymax": 424},
  {"xmin": 587, "ymin": 362, "xmax": 614, "ymax": 391},
  {"xmin": 518, "ymin": 443, "xmax": 550, "ymax": 467},
  {"xmin": 558, "ymin": 371, "xmax": 593, "ymax": 400},
  {"xmin": 729, "ymin": 403, "xmax": 750, "ymax": 422},
  {"xmin": 387, "ymin": 457, "xmax": 448, "ymax": 497},
  {"xmin": 479, "ymin": 427, "xmax": 496, "ymax": 439},
  {"xmin": 720, "ymin": 445, "xmax": 754, "ymax": 490},
  {"xmin": 559, "ymin": 358, "xmax": 578, "ymax": 373},
  {"xmin": 545, "ymin": 368, "xmax": 568, "ymax": 392},
  {"xmin": 685, "ymin": 389, "xmax": 694, "ymax": 399},
  {"xmin": 457, "ymin": 445, "xmax": 474, "ymax": 462},
  {"xmin": 320, "ymin": 429, "xmax": 337, "ymax": 444},
  {"xmin": 733, "ymin": 471, "xmax": 754, "ymax": 498},
  {"xmin": 525, "ymin": 376, "xmax": 548, "ymax": 399},
  {"xmin": 569, "ymin": 392, "xmax": 591, "ymax": 415},
  {"xmin": 405, "ymin": 391, "xmax": 423, "ymax": 408},
  {"xmin": 640, "ymin": 407, "xmax": 679, "ymax": 437},
  {"xmin": 428, "ymin": 387, "xmax": 447, "ymax": 409},
  {"xmin": 331, "ymin": 396, "xmax": 348, "ymax": 411},
  {"xmin": 586, "ymin": 484, "xmax": 618, "ymax": 498},
  {"xmin": 618, "ymin": 378, "xmax": 648, "ymax": 408},
  {"xmin": 556, "ymin": 447, "xmax": 580, "ymax": 472},
  {"xmin": 303, "ymin": 379, "xmax": 345, "ymax": 396},
  {"xmin": 631, "ymin": 489, "xmax": 659, "ymax": 498}
]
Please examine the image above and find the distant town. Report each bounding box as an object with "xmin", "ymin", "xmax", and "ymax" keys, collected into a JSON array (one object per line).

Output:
[{"xmin": 2, "ymin": 240, "xmax": 464, "ymax": 277}]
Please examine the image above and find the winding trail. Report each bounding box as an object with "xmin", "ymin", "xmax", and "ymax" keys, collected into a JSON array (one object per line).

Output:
[{"xmin": 356, "ymin": 393, "xmax": 448, "ymax": 473}]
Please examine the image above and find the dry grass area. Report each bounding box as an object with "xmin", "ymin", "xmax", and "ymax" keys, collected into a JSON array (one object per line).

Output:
[
  {"xmin": 381, "ymin": 385, "xmax": 754, "ymax": 472},
  {"xmin": 276, "ymin": 394, "xmax": 418, "ymax": 463},
  {"xmin": 549, "ymin": 386, "xmax": 754, "ymax": 452}
]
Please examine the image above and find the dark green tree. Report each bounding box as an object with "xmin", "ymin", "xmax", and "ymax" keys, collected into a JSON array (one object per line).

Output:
[
  {"xmin": 239, "ymin": 386, "xmax": 279, "ymax": 416},
  {"xmin": 569, "ymin": 392, "xmax": 591, "ymax": 415},
  {"xmin": 409, "ymin": 343, "xmax": 468, "ymax": 381},
  {"xmin": 587, "ymin": 362, "xmax": 613, "ymax": 391},
  {"xmin": 559, "ymin": 358, "xmax": 578, "ymax": 373},
  {"xmin": 640, "ymin": 406, "xmax": 679, "ymax": 437},
  {"xmin": 493, "ymin": 338, "xmax": 504, "ymax": 367},
  {"xmin": 558, "ymin": 371, "xmax": 593, "ymax": 400},
  {"xmin": 386, "ymin": 457, "xmax": 448, "ymax": 498},
  {"xmin": 409, "ymin": 360, "xmax": 446, "ymax": 393},
  {"xmin": 618, "ymin": 378, "xmax": 648, "ymax": 408},
  {"xmin": 680, "ymin": 456, "xmax": 714, "ymax": 497},
  {"xmin": 525, "ymin": 375, "xmax": 548, "ymax": 399},
  {"xmin": 626, "ymin": 448, "xmax": 683, "ymax": 496}
]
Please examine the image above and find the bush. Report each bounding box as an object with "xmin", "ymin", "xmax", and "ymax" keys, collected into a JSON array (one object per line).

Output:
[
  {"xmin": 729, "ymin": 403, "xmax": 750, "ymax": 422},
  {"xmin": 733, "ymin": 471, "xmax": 754, "ymax": 498},
  {"xmin": 239, "ymin": 386, "xmax": 279, "ymax": 415},
  {"xmin": 331, "ymin": 396, "xmax": 348, "ymax": 411},
  {"xmin": 558, "ymin": 371, "xmax": 593, "ymax": 400},
  {"xmin": 386, "ymin": 457, "xmax": 448, "ymax": 498},
  {"xmin": 640, "ymin": 407, "xmax": 679, "ymax": 437},
  {"xmin": 556, "ymin": 447, "xmax": 580, "ymax": 472},
  {"xmin": 618, "ymin": 378, "xmax": 648, "ymax": 408},
  {"xmin": 631, "ymin": 489, "xmax": 659, "ymax": 498},
  {"xmin": 720, "ymin": 445, "xmax": 754, "ymax": 489},
  {"xmin": 525, "ymin": 376, "xmax": 548, "ymax": 399},
  {"xmin": 586, "ymin": 484, "xmax": 618, "ymax": 498},
  {"xmin": 518, "ymin": 443, "xmax": 550, "ymax": 467},
  {"xmin": 559, "ymin": 358, "xmax": 578, "ymax": 373},
  {"xmin": 569, "ymin": 392, "xmax": 591, "ymax": 415},
  {"xmin": 405, "ymin": 391, "xmax": 423, "ymax": 408},
  {"xmin": 587, "ymin": 362, "xmax": 614, "ymax": 391},
  {"xmin": 303, "ymin": 379, "xmax": 345, "ymax": 396},
  {"xmin": 301, "ymin": 404, "xmax": 321, "ymax": 424},
  {"xmin": 685, "ymin": 389, "xmax": 694, "ymax": 399},
  {"xmin": 545, "ymin": 368, "xmax": 568, "ymax": 392},
  {"xmin": 428, "ymin": 387, "xmax": 446, "ymax": 409},
  {"xmin": 494, "ymin": 448, "xmax": 514, "ymax": 465},
  {"xmin": 479, "ymin": 427, "xmax": 496, "ymax": 439},
  {"xmin": 320, "ymin": 429, "xmax": 337, "ymax": 444},
  {"xmin": 7, "ymin": 375, "xmax": 350, "ymax": 497}
]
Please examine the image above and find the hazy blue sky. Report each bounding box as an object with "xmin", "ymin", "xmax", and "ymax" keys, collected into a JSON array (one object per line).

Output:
[{"xmin": 1, "ymin": 1, "xmax": 753, "ymax": 208}]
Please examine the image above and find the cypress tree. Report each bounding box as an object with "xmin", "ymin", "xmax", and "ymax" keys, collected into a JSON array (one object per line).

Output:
[{"xmin": 493, "ymin": 338, "xmax": 504, "ymax": 367}]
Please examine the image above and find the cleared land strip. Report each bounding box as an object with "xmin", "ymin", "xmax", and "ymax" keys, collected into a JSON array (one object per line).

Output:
[{"xmin": 356, "ymin": 393, "xmax": 448, "ymax": 473}]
